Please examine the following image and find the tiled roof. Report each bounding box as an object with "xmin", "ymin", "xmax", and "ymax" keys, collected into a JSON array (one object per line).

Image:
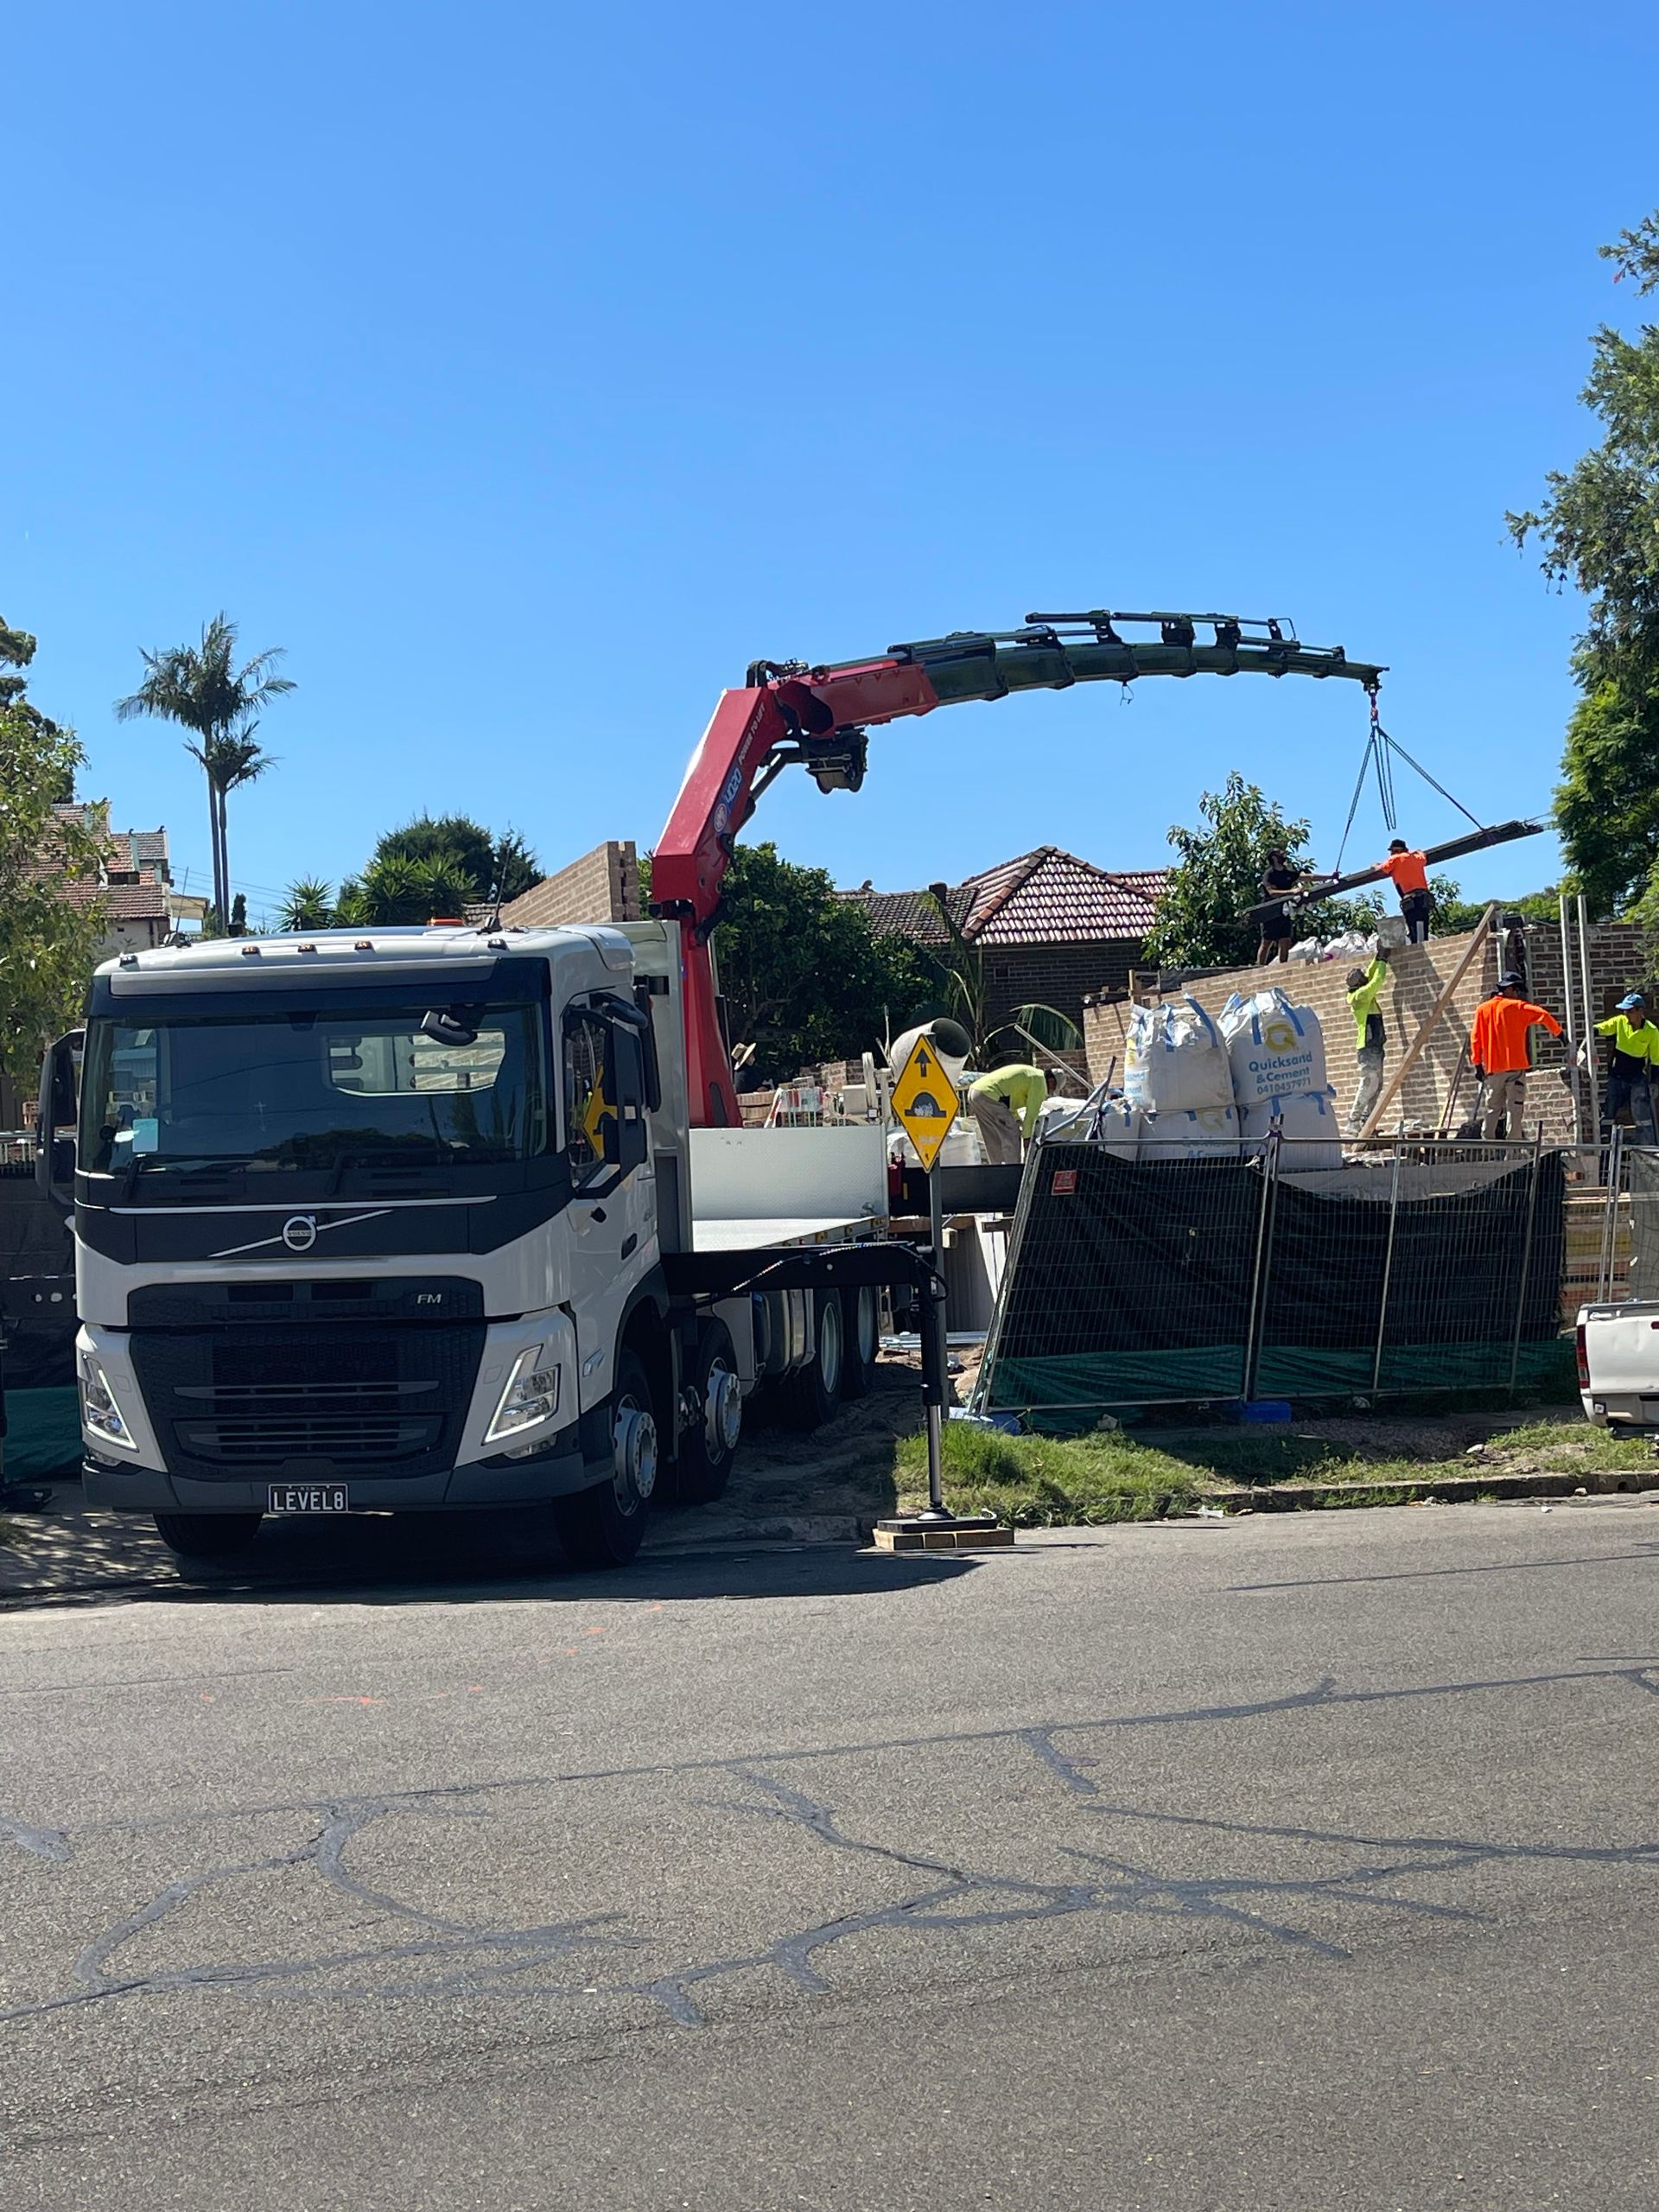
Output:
[
  {"xmin": 56, "ymin": 879, "xmax": 172, "ymax": 919},
  {"xmin": 846, "ymin": 849, "xmax": 1166, "ymax": 950},
  {"xmin": 840, "ymin": 886, "xmax": 975, "ymax": 947}
]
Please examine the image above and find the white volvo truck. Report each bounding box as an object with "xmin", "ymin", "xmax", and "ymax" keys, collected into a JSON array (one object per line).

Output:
[{"xmin": 39, "ymin": 918, "xmax": 924, "ymax": 1568}]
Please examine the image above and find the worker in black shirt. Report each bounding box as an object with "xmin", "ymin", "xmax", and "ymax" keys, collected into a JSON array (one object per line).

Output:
[{"xmin": 1255, "ymin": 848, "xmax": 1313, "ymax": 965}]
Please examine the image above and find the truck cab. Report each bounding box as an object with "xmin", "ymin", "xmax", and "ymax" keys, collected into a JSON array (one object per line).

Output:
[{"xmin": 48, "ymin": 920, "xmax": 889, "ymax": 1572}]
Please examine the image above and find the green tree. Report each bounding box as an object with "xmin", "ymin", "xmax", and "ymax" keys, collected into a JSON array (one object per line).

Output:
[
  {"xmin": 1144, "ymin": 772, "xmax": 1378, "ymax": 971},
  {"xmin": 1552, "ymin": 682, "xmax": 1659, "ymax": 917},
  {"xmin": 372, "ymin": 814, "xmax": 539, "ymax": 905},
  {"xmin": 335, "ymin": 852, "xmax": 482, "ymax": 926},
  {"xmin": 0, "ymin": 624, "xmax": 106, "ymax": 1088},
  {"xmin": 642, "ymin": 842, "xmax": 934, "ymax": 1085},
  {"xmin": 1510, "ymin": 213, "xmax": 1659, "ymax": 915},
  {"xmin": 113, "ymin": 613, "xmax": 293, "ymax": 931}
]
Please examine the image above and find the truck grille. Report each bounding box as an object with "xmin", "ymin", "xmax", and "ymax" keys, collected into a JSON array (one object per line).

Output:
[{"xmin": 129, "ymin": 1320, "xmax": 485, "ymax": 1481}]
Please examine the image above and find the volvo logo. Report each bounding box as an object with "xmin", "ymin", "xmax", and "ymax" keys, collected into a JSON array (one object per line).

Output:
[{"xmin": 282, "ymin": 1215, "xmax": 319, "ymax": 1253}]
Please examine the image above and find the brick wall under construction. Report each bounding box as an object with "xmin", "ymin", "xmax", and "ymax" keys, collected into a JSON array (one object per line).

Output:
[
  {"xmin": 498, "ymin": 841, "xmax": 641, "ymax": 930},
  {"xmin": 1084, "ymin": 918, "xmax": 1659, "ymax": 1140}
]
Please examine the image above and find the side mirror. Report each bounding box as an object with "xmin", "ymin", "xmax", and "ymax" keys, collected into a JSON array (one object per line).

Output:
[
  {"xmin": 35, "ymin": 1029, "xmax": 84, "ymax": 1208},
  {"xmin": 601, "ymin": 1024, "xmax": 649, "ymax": 1173}
]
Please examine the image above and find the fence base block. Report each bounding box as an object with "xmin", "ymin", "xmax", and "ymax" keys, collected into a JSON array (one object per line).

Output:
[{"xmin": 873, "ymin": 1515, "xmax": 1014, "ymax": 1553}]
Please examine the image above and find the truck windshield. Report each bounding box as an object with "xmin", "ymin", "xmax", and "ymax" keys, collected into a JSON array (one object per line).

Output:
[{"xmin": 80, "ymin": 1004, "xmax": 549, "ymax": 1175}]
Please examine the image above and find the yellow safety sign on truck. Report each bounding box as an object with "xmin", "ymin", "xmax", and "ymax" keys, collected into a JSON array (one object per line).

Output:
[{"xmin": 891, "ymin": 1035, "xmax": 960, "ymax": 1173}]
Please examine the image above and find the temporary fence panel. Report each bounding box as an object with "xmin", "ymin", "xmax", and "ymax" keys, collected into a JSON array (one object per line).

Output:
[
  {"xmin": 977, "ymin": 1140, "xmax": 1571, "ymax": 1429},
  {"xmin": 1625, "ymin": 1147, "xmax": 1659, "ymax": 1301},
  {"xmin": 1250, "ymin": 1147, "xmax": 1564, "ymax": 1399},
  {"xmin": 977, "ymin": 1149, "xmax": 1268, "ymax": 1421},
  {"xmin": 1, "ymin": 1165, "xmax": 80, "ymax": 1480}
]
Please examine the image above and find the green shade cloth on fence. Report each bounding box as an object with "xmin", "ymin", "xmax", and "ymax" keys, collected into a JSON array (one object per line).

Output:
[
  {"xmin": 1, "ymin": 1387, "xmax": 83, "ymax": 1481},
  {"xmin": 988, "ymin": 1342, "xmax": 1578, "ymax": 1434},
  {"xmin": 979, "ymin": 1144, "xmax": 1569, "ymax": 1423}
]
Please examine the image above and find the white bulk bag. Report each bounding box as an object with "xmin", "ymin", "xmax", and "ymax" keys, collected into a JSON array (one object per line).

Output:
[
  {"xmin": 1139, "ymin": 1104, "xmax": 1241, "ymax": 1161},
  {"xmin": 1122, "ymin": 996, "xmax": 1236, "ymax": 1116},
  {"xmin": 1241, "ymin": 1086, "xmax": 1343, "ymax": 1171},
  {"xmin": 1219, "ymin": 987, "xmax": 1327, "ymax": 1109},
  {"xmin": 1091, "ymin": 1096, "xmax": 1144, "ymax": 1158},
  {"xmin": 1037, "ymin": 1093, "xmax": 1143, "ymax": 1155},
  {"xmin": 1322, "ymin": 929, "xmax": 1375, "ymax": 964}
]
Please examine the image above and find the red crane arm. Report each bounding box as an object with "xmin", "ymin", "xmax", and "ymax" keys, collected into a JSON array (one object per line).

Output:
[
  {"xmin": 652, "ymin": 659, "xmax": 939, "ymax": 1128},
  {"xmin": 650, "ymin": 614, "xmax": 1387, "ymax": 1128}
]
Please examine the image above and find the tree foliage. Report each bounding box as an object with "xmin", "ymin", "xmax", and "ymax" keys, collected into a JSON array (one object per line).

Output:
[
  {"xmin": 0, "ymin": 624, "xmax": 106, "ymax": 1089},
  {"xmin": 1553, "ymin": 681, "xmax": 1659, "ymax": 917},
  {"xmin": 371, "ymin": 814, "xmax": 539, "ymax": 905},
  {"xmin": 114, "ymin": 613, "xmax": 291, "ymax": 932},
  {"xmin": 643, "ymin": 842, "xmax": 934, "ymax": 1086},
  {"xmin": 286, "ymin": 815, "xmax": 541, "ymax": 930},
  {"xmin": 1510, "ymin": 213, "xmax": 1659, "ymax": 915}
]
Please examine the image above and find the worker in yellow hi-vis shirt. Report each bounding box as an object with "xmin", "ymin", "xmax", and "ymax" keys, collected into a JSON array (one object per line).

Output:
[
  {"xmin": 1589, "ymin": 992, "xmax": 1659, "ymax": 1143},
  {"xmin": 966, "ymin": 1063, "xmax": 1057, "ymax": 1164}
]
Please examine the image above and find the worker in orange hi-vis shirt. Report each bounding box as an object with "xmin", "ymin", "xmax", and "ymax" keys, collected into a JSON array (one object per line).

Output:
[
  {"xmin": 1469, "ymin": 971, "xmax": 1563, "ymax": 1141},
  {"xmin": 1379, "ymin": 838, "xmax": 1432, "ymax": 944}
]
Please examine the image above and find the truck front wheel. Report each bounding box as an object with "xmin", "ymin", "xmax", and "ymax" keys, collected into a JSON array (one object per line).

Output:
[
  {"xmin": 675, "ymin": 1319, "xmax": 742, "ymax": 1504},
  {"xmin": 153, "ymin": 1512, "xmax": 264, "ymax": 1560},
  {"xmin": 552, "ymin": 1349, "xmax": 657, "ymax": 1569}
]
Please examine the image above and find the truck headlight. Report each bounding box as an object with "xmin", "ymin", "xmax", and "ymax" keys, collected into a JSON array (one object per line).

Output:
[
  {"xmin": 79, "ymin": 1350, "xmax": 139, "ymax": 1452},
  {"xmin": 486, "ymin": 1345, "xmax": 562, "ymax": 1442}
]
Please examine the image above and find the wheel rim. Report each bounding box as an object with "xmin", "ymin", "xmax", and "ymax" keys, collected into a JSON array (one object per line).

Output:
[
  {"xmin": 854, "ymin": 1286, "xmax": 878, "ymax": 1366},
  {"xmin": 817, "ymin": 1294, "xmax": 843, "ymax": 1397},
  {"xmin": 613, "ymin": 1392, "xmax": 658, "ymax": 1510},
  {"xmin": 704, "ymin": 1360, "xmax": 742, "ymax": 1456}
]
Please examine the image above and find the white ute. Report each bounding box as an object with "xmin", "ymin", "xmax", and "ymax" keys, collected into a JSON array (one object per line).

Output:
[{"xmin": 1577, "ymin": 1300, "xmax": 1659, "ymax": 1434}]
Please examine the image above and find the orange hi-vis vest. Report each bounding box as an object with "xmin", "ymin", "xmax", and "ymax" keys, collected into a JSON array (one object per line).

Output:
[
  {"xmin": 1469, "ymin": 995, "xmax": 1562, "ymax": 1075},
  {"xmin": 1381, "ymin": 849, "xmax": 1429, "ymax": 896}
]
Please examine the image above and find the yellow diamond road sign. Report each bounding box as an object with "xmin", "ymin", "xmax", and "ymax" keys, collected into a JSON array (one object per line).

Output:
[{"xmin": 891, "ymin": 1035, "xmax": 960, "ymax": 1173}]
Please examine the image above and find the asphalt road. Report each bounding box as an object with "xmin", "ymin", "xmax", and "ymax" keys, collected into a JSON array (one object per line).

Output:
[{"xmin": 5, "ymin": 1500, "xmax": 1659, "ymax": 2210}]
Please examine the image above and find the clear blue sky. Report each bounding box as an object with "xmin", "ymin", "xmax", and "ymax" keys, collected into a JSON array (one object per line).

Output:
[{"xmin": 10, "ymin": 1, "xmax": 1656, "ymax": 924}]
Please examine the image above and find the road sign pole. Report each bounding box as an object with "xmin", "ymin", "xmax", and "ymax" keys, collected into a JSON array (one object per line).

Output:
[{"xmin": 918, "ymin": 1164, "xmax": 950, "ymax": 1521}]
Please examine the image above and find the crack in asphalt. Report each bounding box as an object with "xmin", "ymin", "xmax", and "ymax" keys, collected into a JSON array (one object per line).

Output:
[{"xmin": 6, "ymin": 1660, "xmax": 1658, "ymax": 2031}]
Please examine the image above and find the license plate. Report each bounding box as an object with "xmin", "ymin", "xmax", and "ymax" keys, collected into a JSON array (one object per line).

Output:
[{"xmin": 267, "ymin": 1484, "xmax": 350, "ymax": 1515}]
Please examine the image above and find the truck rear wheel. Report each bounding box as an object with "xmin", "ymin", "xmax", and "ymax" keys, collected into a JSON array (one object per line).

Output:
[
  {"xmin": 552, "ymin": 1349, "xmax": 656, "ymax": 1569},
  {"xmin": 675, "ymin": 1319, "xmax": 742, "ymax": 1504},
  {"xmin": 840, "ymin": 1285, "xmax": 880, "ymax": 1399},
  {"xmin": 153, "ymin": 1511, "xmax": 263, "ymax": 1560},
  {"xmin": 778, "ymin": 1291, "xmax": 843, "ymax": 1431}
]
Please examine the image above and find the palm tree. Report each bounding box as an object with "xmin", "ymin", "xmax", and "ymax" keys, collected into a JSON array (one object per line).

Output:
[
  {"xmin": 114, "ymin": 614, "xmax": 294, "ymax": 928},
  {"xmin": 279, "ymin": 876, "xmax": 336, "ymax": 930}
]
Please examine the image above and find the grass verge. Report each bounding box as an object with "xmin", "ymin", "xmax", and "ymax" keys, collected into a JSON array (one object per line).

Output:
[{"xmin": 892, "ymin": 1415, "xmax": 1659, "ymax": 1527}]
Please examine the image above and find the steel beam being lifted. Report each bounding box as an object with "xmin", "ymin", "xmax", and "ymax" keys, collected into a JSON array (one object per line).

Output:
[{"xmin": 1243, "ymin": 819, "xmax": 1544, "ymax": 924}]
